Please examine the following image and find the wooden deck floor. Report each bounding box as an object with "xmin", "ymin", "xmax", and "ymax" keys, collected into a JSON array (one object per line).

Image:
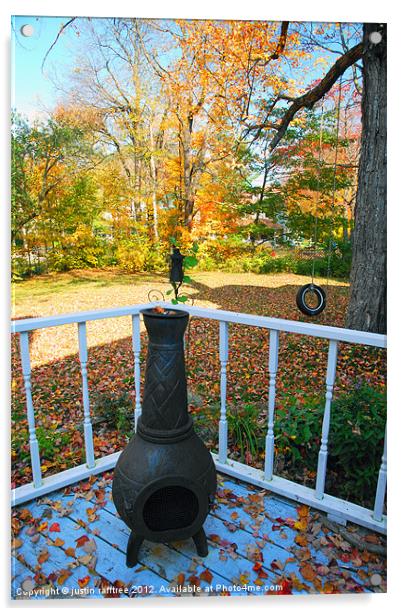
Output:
[{"xmin": 11, "ymin": 472, "xmax": 387, "ymax": 600}]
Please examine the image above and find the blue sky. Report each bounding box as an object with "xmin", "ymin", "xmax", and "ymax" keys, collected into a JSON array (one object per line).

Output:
[
  {"xmin": 11, "ymin": 16, "xmax": 357, "ymax": 122},
  {"xmin": 11, "ymin": 15, "xmax": 77, "ymax": 119}
]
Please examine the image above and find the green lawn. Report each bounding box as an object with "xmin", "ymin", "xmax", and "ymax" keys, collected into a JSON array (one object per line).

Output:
[{"xmin": 12, "ymin": 268, "xmax": 349, "ymax": 322}]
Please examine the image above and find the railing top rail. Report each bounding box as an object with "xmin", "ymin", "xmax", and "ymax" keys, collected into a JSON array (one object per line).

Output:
[
  {"xmin": 11, "ymin": 302, "xmax": 157, "ymax": 333},
  {"xmin": 158, "ymin": 303, "xmax": 387, "ymax": 348},
  {"xmin": 11, "ymin": 300, "xmax": 387, "ymax": 348}
]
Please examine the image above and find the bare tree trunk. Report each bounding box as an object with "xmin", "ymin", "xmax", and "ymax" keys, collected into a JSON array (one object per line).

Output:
[
  {"xmin": 182, "ymin": 117, "xmax": 193, "ymax": 228},
  {"xmin": 346, "ymin": 24, "xmax": 386, "ymax": 334},
  {"xmin": 149, "ymin": 122, "xmax": 159, "ymax": 242}
]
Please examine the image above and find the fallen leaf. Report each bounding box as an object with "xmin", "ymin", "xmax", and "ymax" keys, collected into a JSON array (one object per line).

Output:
[
  {"xmin": 78, "ymin": 575, "xmax": 91, "ymax": 588},
  {"xmin": 270, "ymin": 559, "xmax": 285, "ymax": 571},
  {"xmin": 76, "ymin": 535, "xmax": 90, "ymax": 547},
  {"xmin": 200, "ymin": 569, "xmax": 213, "ymax": 584},
  {"xmin": 37, "ymin": 549, "xmax": 50, "ymax": 564},
  {"xmin": 53, "ymin": 537, "xmax": 65, "ymax": 547},
  {"xmin": 295, "ymin": 534, "xmax": 308, "ymax": 547},
  {"xmin": 188, "ymin": 575, "xmax": 200, "ymax": 587},
  {"xmin": 297, "ymin": 504, "xmax": 310, "ymax": 518},
  {"xmin": 294, "ymin": 518, "xmax": 309, "ymax": 531},
  {"xmin": 65, "ymin": 547, "xmax": 76, "ymax": 558},
  {"xmin": 82, "ymin": 538, "xmax": 97, "ymax": 554},
  {"xmin": 317, "ymin": 565, "xmax": 330, "ymax": 576},
  {"xmin": 57, "ymin": 569, "xmax": 72, "ymax": 585},
  {"xmin": 300, "ymin": 563, "xmax": 317, "ymax": 581},
  {"xmin": 11, "ymin": 537, "xmax": 23, "ymax": 550}
]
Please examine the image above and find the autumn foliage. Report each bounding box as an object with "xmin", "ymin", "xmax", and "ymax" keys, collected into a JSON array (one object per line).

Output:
[{"xmin": 12, "ymin": 20, "xmax": 362, "ymax": 279}]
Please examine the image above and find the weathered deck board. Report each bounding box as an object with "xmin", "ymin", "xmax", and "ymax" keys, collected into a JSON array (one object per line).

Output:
[{"xmin": 11, "ymin": 472, "xmax": 386, "ymax": 599}]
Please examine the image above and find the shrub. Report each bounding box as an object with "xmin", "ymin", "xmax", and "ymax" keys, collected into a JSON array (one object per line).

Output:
[
  {"xmin": 46, "ymin": 226, "xmax": 103, "ymax": 272},
  {"xmin": 11, "ymin": 256, "xmax": 30, "ymax": 281},
  {"xmin": 295, "ymin": 240, "xmax": 352, "ymax": 278},
  {"xmin": 275, "ymin": 397, "xmax": 323, "ymax": 467},
  {"xmin": 92, "ymin": 391, "xmax": 133, "ymax": 434},
  {"xmin": 326, "ymin": 382, "xmax": 386, "ymax": 506},
  {"xmin": 192, "ymin": 238, "xmax": 351, "ymax": 279},
  {"xmin": 47, "ymin": 248, "xmax": 100, "ymax": 272},
  {"xmin": 227, "ymin": 403, "xmax": 265, "ymax": 462},
  {"xmin": 144, "ymin": 244, "xmax": 168, "ymax": 273},
  {"xmin": 115, "ymin": 238, "xmax": 149, "ymax": 272},
  {"xmin": 274, "ymin": 383, "xmax": 386, "ymax": 507},
  {"xmin": 194, "ymin": 237, "xmax": 250, "ymax": 271}
]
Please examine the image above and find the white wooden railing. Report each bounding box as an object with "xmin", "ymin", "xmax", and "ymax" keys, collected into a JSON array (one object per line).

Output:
[{"xmin": 11, "ymin": 302, "xmax": 387, "ymax": 534}]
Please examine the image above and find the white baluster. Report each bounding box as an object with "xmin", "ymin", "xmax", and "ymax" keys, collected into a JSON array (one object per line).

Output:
[
  {"xmin": 373, "ymin": 428, "xmax": 387, "ymax": 521},
  {"xmin": 264, "ymin": 329, "xmax": 280, "ymax": 480},
  {"xmin": 218, "ymin": 321, "xmax": 229, "ymax": 463},
  {"xmin": 131, "ymin": 314, "xmax": 142, "ymax": 431},
  {"xmin": 19, "ymin": 332, "xmax": 42, "ymax": 488},
  {"xmin": 78, "ymin": 322, "xmax": 95, "ymax": 468},
  {"xmin": 315, "ymin": 339, "xmax": 338, "ymax": 499}
]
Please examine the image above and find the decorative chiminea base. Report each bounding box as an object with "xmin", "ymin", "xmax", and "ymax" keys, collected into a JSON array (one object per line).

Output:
[
  {"xmin": 112, "ymin": 308, "xmax": 217, "ymax": 567},
  {"xmin": 126, "ymin": 527, "xmax": 208, "ymax": 568}
]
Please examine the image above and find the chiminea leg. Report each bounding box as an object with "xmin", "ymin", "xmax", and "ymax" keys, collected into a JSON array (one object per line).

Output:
[
  {"xmin": 126, "ymin": 531, "xmax": 144, "ymax": 567},
  {"xmin": 192, "ymin": 527, "xmax": 208, "ymax": 557}
]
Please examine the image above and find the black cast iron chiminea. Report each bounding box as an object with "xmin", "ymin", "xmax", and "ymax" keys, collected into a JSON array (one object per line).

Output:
[{"xmin": 112, "ymin": 308, "xmax": 217, "ymax": 567}]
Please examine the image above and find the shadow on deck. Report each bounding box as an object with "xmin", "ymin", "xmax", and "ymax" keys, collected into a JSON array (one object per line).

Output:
[{"xmin": 11, "ymin": 472, "xmax": 386, "ymax": 600}]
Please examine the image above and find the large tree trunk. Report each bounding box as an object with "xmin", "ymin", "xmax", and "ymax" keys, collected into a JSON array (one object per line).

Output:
[{"xmin": 346, "ymin": 24, "xmax": 386, "ymax": 334}]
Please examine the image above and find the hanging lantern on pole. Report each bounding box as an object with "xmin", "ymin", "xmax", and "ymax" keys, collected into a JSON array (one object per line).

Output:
[{"xmin": 169, "ymin": 247, "xmax": 185, "ymax": 300}]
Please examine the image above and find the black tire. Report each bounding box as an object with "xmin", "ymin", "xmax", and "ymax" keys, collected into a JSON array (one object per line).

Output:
[{"xmin": 296, "ymin": 283, "xmax": 327, "ymax": 316}]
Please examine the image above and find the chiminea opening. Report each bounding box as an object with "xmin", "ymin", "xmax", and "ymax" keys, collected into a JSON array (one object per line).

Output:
[
  {"xmin": 143, "ymin": 485, "xmax": 199, "ymax": 532},
  {"xmin": 112, "ymin": 307, "xmax": 217, "ymax": 567}
]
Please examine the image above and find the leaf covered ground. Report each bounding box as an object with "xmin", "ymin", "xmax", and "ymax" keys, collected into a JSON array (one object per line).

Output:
[{"xmin": 11, "ymin": 270, "xmax": 386, "ymax": 501}]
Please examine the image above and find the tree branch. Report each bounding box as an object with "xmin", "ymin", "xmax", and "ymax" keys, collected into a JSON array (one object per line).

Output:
[
  {"xmin": 268, "ymin": 42, "xmax": 363, "ymax": 151},
  {"xmin": 270, "ymin": 21, "xmax": 289, "ymax": 60},
  {"xmin": 41, "ymin": 18, "xmax": 77, "ymax": 72}
]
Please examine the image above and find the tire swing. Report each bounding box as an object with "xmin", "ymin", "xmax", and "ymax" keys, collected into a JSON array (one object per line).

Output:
[
  {"xmin": 296, "ymin": 283, "xmax": 326, "ymax": 317},
  {"xmin": 296, "ymin": 78, "xmax": 342, "ymax": 318}
]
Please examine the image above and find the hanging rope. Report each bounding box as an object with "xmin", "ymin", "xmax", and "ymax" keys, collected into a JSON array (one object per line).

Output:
[
  {"xmin": 296, "ymin": 78, "xmax": 343, "ymax": 318},
  {"xmin": 311, "ymin": 98, "xmax": 325, "ymax": 285},
  {"xmin": 326, "ymin": 75, "xmax": 344, "ymax": 289},
  {"xmin": 296, "ymin": 100, "xmax": 327, "ymax": 318}
]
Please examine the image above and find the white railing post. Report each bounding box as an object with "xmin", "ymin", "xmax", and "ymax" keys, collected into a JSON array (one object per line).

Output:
[
  {"xmin": 131, "ymin": 314, "xmax": 142, "ymax": 431},
  {"xmin": 373, "ymin": 428, "xmax": 387, "ymax": 521},
  {"xmin": 218, "ymin": 321, "xmax": 229, "ymax": 463},
  {"xmin": 78, "ymin": 322, "xmax": 95, "ymax": 469},
  {"xmin": 315, "ymin": 339, "xmax": 338, "ymax": 499},
  {"xmin": 264, "ymin": 329, "xmax": 280, "ymax": 480},
  {"xmin": 19, "ymin": 332, "xmax": 42, "ymax": 488}
]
